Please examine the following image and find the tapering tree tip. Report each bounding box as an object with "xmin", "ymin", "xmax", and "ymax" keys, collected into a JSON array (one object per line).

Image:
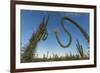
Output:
[{"xmin": 53, "ymin": 28, "xmax": 58, "ymax": 33}]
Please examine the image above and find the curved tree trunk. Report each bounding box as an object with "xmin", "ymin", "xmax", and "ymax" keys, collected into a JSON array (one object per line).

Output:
[
  {"xmin": 62, "ymin": 16, "xmax": 89, "ymax": 44},
  {"xmin": 54, "ymin": 16, "xmax": 89, "ymax": 48}
]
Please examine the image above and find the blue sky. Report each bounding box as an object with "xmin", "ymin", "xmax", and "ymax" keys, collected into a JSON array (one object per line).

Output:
[{"xmin": 21, "ymin": 9, "xmax": 89, "ymax": 57}]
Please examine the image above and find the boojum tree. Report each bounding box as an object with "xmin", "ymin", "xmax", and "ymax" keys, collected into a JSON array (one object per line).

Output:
[
  {"xmin": 21, "ymin": 16, "xmax": 49, "ymax": 62},
  {"xmin": 53, "ymin": 16, "xmax": 89, "ymax": 48}
]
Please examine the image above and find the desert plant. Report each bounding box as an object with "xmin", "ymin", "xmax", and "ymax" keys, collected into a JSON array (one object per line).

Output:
[
  {"xmin": 21, "ymin": 16, "xmax": 49, "ymax": 63},
  {"xmin": 53, "ymin": 16, "xmax": 89, "ymax": 49},
  {"xmin": 76, "ymin": 40, "xmax": 84, "ymax": 58},
  {"xmin": 31, "ymin": 51, "xmax": 89, "ymax": 62}
]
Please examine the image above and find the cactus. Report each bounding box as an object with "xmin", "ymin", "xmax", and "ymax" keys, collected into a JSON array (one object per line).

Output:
[
  {"xmin": 21, "ymin": 16, "xmax": 49, "ymax": 62},
  {"xmin": 76, "ymin": 40, "xmax": 84, "ymax": 58},
  {"xmin": 53, "ymin": 16, "xmax": 89, "ymax": 48},
  {"xmin": 53, "ymin": 23, "xmax": 72, "ymax": 48}
]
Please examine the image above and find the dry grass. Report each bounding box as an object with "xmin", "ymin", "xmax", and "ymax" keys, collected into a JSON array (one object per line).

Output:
[{"xmin": 21, "ymin": 40, "xmax": 89, "ymax": 63}]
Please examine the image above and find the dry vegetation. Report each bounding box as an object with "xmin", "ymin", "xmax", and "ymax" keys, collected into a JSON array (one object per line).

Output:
[{"xmin": 21, "ymin": 40, "xmax": 89, "ymax": 63}]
